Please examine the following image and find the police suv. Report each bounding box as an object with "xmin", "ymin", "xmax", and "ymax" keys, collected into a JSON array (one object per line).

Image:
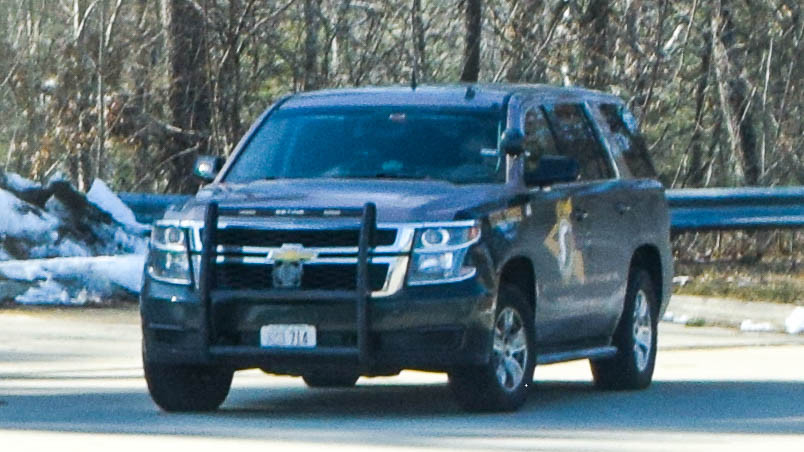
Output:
[{"xmin": 141, "ymin": 85, "xmax": 672, "ymax": 412}]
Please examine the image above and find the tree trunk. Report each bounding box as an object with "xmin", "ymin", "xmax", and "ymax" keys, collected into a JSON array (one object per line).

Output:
[
  {"xmin": 218, "ymin": 0, "xmax": 243, "ymax": 153},
  {"xmin": 302, "ymin": 0, "xmax": 321, "ymax": 91},
  {"xmin": 412, "ymin": 0, "xmax": 428, "ymax": 81},
  {"xmin": 460, "ymin": 0, "xmax": 482, "ymax": 83},
  {"xmin": 161, "ymin": 0, "xmax": 210, "ymax": 192},
  {"xmin": 329, "ymin": 0, "xmax": 352, "ymax": 85},
  {"xmin": 684, "ymin": 21, "xmax": 712, "ymax": 187},
  {"xmin": 504, "ymin": 0, "xmax": 543, "ymax": 83},
  {"xmin": 129, "ymin": 0, "xmax": 152, "ymax": 190},
  {"xmin": 711, "ymin": 0, "xmax": 761, "ymax": 185},
  {"xmin": 581, "ymin": 0, "xmax": 610, "ymax": 89}
]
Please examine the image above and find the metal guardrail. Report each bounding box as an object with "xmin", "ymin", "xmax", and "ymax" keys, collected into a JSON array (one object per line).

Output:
[
  {"xmin": 666, "ymin": 187, "xmax": 804, "ymax": 232},
  {"xmin": 120, "ymin": 187, "xmax": 804, "ymax": 233}
]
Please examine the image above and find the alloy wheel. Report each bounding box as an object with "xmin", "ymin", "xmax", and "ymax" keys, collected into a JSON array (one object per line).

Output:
[
  {"xmin": 632, "ymin": 289, "xmax": 653, "ymax": 372},
  {"xmin": 492, "ymin": 307, "xmax": 529, "ymax": 391}
]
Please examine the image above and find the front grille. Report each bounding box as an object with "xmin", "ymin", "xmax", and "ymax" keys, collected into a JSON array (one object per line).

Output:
[
  {"xmin": 215, "ymin": 263, "xmax": 389, "ymax": 292},
  {"xmin": 217, "ymin": 228, "xmax": 397, "ymax": 248}
]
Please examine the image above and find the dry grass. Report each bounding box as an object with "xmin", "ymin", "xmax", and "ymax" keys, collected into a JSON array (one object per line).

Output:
[
  {"xmin": 672, "ymin": 230, "xmax": 802, "ymax": 305},
  {"xmin": 673, "ymin": 264, "xmax": 803, "ymax": 305}
]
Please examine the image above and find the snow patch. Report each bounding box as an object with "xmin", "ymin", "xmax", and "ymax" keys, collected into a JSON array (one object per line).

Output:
[
  {"xmin": 87, "ymin": 179, "xmax": 149, "ymax": 235},
  {"xmin": 0, "ymin": 260, "xmax": 50, "ymax": 281},
  {"xmin": 5, "ymin": 172, "xmax": 41, "ymax": 191},
  {"xmin": 663, "ymin": 311, "xmax": 690, "ymax": 324},
  {"xmin": 93, "ymin": 255, "xmax": 145, "ymax": 293},
  {"xmin": 785, "ymin": 307, "xmax": 804, "ymax": 335},
  {"xmin": 0, "ymin": 255, "xmax": 145, "ymax": 304},
  {"xmin": 15, "ymin": 278, "xmax": 76, "ymax": 305},
  {"xmin": 0, "ymin": 189, "xmax": 59, "ymax": 239},
  {"xmin": 0, "ymin": 177, "xmax": 151, "ymax": 304},
  {"xmin": 42, "ymin": 194, "xmax": 147, "ymax": 257},
  {"xmin": 672, "ymin": 275, "xmax": 691, "ymax": 286},
  {"xmin": 739, "ymin": 319, "xmax": 774, "ymax": 333},
  {"xmin": 113, "ymin": 228, "xmax": 148, "ymax": 255}
]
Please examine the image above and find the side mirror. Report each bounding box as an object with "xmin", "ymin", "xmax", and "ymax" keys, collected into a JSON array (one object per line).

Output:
[
  {"xmin": 193, "ymin": 155, "xmax": 223, "ymax": 182},
  {"xmin": 525, "ymin": 155, "xmax": 580, "ymax": 187},
  {"xmin": 500, "ymin": 128, "xmax": 525, "ymax": 156}
]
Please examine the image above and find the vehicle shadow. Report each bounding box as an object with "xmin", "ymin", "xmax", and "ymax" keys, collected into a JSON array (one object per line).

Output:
[
  {"xmin": 220, "ymin": 379, "xmax": 804, "ymax": 434},
  {"xmin": 0, "ymin": 379, "xmax": 801, "ymax": 447}
]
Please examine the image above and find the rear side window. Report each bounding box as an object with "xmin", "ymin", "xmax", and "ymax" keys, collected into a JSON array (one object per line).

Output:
[
  {"xmin": 545, "ymin": 104, "xmax": 614, "ymax": 181},
  {"xmin": 523, "ymin": 107, "xmax": 559, "ymax": 174},
  {"xmin": 599, "ymin": 104, "xmax": 657, "ymax": 179}
]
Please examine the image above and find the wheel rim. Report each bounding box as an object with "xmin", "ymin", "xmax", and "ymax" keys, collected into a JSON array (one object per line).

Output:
[
  {"xmin": 492, "ymin": 307, "xmax": 529, "ymax": 392},
  {"xmin": 632, "ymin": 289, "xmax": 653, "ymax": 372}
]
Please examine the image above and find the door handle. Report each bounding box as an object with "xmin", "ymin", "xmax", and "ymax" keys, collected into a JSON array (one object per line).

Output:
[
  {"xmin": 615, "ymin": 203, "xmax": 632, "ymax": 214},
  {"xmin": 573, "ymin": 209, "xmax": 588, "ymax": 221}
]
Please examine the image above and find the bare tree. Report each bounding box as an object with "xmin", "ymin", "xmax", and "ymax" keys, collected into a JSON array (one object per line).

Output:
[
  {"xmin": 580, "ymin": 0, "xmax": 610, "ymax": 88},
  {"xmin": 161, "ymin": 0, "xmax": 211, "ymax": 192},
  {"xmin": 302, "ymin": 0, "xmax": 321, "ymax": 91},
  {"xmin": 460, "ymin": 0, "xmax": 482, "ymax": 82},
  {"xmin": 711, "ymin": 0, "xmax": 761, "ymax": 185},
  {"xmin": 0, "ymin": 0, "xmax": 801, "ymax": 193}
]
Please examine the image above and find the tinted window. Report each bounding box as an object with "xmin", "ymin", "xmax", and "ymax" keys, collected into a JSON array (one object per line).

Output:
[
  {"xmin": 224, "ymin": 108, "xmax": 504, "ymax": 184},
  {"xmin": 599, "ymin": 104, "xmax": 657, "ymax": 179},
  {"xmin": 523, "ymin": 107, "xmax": 559, "ymax": 174},
  {"xmin": 545, "ymin": 104, "xmax": 614, "ymax": 181}
]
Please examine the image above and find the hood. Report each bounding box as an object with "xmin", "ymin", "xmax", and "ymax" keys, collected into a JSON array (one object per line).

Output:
[{"xmin": 169, "ymin": 179, "xmax": 517, "ymax": 223}]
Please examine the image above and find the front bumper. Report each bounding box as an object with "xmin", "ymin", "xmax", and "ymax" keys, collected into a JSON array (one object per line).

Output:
[
  {"xmin": 141, "ymin": 276, "xmax": 495, "ymax": 374},
  {"xmin": 143, "ymin": 202, "xmax": 496, "ymax": 375}
]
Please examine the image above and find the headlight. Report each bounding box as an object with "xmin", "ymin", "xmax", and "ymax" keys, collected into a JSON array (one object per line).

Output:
[
  {"xmin": 148, "ymin": 223, "xmax": 195, "ymax": 285},
  {"xmin": 407, "ymin": 224, "xmax": 480, "ymax": 285},
  {"xmin": 151, "ymin": 224, "xmax": 186, "ymax": 250}
]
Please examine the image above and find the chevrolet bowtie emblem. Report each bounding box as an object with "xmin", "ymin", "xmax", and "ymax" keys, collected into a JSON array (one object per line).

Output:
[{"xmin": 270, "ymin": 243, "xmax": 318, "ymax": 262}]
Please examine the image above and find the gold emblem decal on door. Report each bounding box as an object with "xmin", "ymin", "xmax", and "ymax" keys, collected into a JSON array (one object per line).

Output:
[{"xmin": 544, "ymin": 199, "xmax": 585, "ymax": 283}]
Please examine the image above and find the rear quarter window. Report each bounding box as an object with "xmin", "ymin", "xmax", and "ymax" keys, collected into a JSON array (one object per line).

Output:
[{"xmin": 599, "ymin": 104, "xmax": 657, "ymax": 179}]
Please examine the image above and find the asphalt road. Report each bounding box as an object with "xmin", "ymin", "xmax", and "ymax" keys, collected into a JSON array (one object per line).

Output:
[{"xmin": 1, "ymin": 307, "xmax": 802, "ymax": 451}]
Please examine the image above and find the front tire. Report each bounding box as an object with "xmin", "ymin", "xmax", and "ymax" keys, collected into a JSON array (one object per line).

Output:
[
  {"xmin": 448, "ymin": 285, "xmax": 535, "ymax": 412},
  {"xmin": 591, "ymin": 269, "xmax": 658, "ymax": 390},
  {"xmin": 144, "ymin": 360, "xmax": 233, "ymax": 412}
]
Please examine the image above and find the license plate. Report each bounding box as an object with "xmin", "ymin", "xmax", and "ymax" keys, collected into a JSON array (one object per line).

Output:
[{"xmin": 260, "ymin": 324, "xmax": 316, "ymax": 348}]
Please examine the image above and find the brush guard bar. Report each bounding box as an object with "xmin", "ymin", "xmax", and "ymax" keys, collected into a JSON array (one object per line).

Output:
[{"xmin": 197, "ymin": 202, "xmax": 378, "ymax": 368}]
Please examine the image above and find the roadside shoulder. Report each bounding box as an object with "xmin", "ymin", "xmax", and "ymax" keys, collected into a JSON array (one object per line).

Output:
[{"xmin": 666, "ymin": 294, "xmax": 802, "ymax": 334}]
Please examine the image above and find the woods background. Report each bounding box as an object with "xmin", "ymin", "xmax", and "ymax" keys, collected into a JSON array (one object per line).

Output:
[{"xmin": 0, "ymin": 0, "xmax": 800, "ymax": 195}]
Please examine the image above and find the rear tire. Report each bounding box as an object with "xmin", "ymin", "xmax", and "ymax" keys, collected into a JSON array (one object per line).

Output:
[
  {"xmin": 448, "ymin": 285, "xmax": 535, "ymax": 412},
  {"xmin": 591, "ymin": 269, "xmax": 658, "ymax": 390},
  {"xmin": 302, "ymin": 372, "xmax": 360, "ymax": 388},
  {"xmin": 144, "ymin": 360, "xmax": 233, "ymax": 412}
]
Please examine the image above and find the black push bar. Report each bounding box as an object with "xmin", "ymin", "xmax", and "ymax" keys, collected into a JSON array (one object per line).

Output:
[{"xmin": 198, "ymin": 201, "xmax": 378, "ymax": 368}]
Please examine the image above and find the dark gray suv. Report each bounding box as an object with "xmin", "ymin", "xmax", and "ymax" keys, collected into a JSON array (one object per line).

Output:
[{"xmin": 140, "ymin": 84, "xmax": 672, "ymax": 412}]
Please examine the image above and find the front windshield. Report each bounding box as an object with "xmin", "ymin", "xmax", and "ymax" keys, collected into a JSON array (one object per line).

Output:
[{"xmin": 223, "ymin": 107, "xmax": 504, "ymax": 184}]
